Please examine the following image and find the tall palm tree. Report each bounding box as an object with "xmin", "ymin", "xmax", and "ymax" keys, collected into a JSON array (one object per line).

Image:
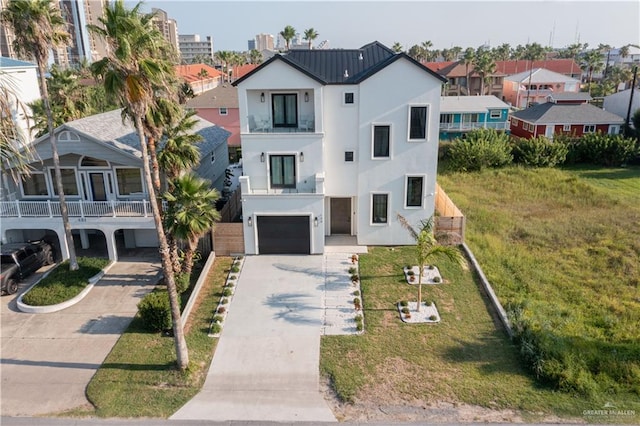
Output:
[
  {"xmin": 303, "ymin": 28, "xmax": 318, "ymax": 49},
  {"xmin": 249, "ymin": 49, "xmax": 263, "ymax": 65},
  {"xmin": 164, "ymin": 173, "xmax": 220, "ymax": 277},
  {"xmin": 280, "ymin": 25, "xmax": 296, "ymax": 51},
  {"xmin": 88, "ymin": 0, "xmax": 189, "ymax": 370},
  {"xmin": 0, "ymin": 71, "xmax": 34, "ymax": 182},
  {"xmin": 397, "ymin": 214, "xmax": 466, "ymax": 312},
  {"xmin": 511, "ymin": 44, "xmax": 526, "ymax": 74},
  {"xmin": 196, "ymin": 67, "xmax": 208, "ymax": 93},
  {"xmin": 214, "ymin": 50, "xmax": 232, "ymax": 83},
  {"xmin": 392, "ymin": 42, "xmax": 403, "ymax": 53},
  {"xmin": 473, "ymin": 50, "xmax": 497, "ymax": 95},
  {"xmin": 462, "ymin": 47, "xmax": 475, "ymax": 95},
  {"xmin": 450, "ymin": 46, "xmax": 463, "ymax": 61},
  {"xmin": 581, "ymin": 49, "xmax": 605, "ymax": 94},
  {"xmin": 157, "ymin": 110, "xmax": 202, "ymax": 186},
  {"xmin": 492, "ymin": 43, "xmax": 511, "ymax": 61},
  {"xmin": 523, "ymin": 43, "xmax": 547, "ymax": 106},
  {"xmin": 1, "ymin": 0, "xmax": 78, "ymax": 271}
]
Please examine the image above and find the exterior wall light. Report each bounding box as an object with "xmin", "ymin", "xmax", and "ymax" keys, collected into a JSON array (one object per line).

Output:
[
  {"xmin": 300, "ymin": 152, "xmax": 304, "ymax": 162},
  {"xmin": 260, "ymin": 152, "xmax": 265, "ymax": 162},
  {"xmin": 260, "ymin": 92, "xmax": 265, "ymax": 102},
  {"xmin": 304, "ymin": 92, "xmax": 309, "ymax": 102},
  {"xmin": 247, "ymin": 216, "xmax": 252, "ymax": 227},
  {"xmin": 314, "ymin": 217, "xmax": 319, "ymax": 227}
]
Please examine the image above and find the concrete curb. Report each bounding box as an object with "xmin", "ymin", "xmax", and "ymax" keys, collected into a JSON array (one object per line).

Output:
[
  {"xmin": 181, "ymin": 251, "xmax": 217, "ymax": 328},
  {"xmin": 17, "ymin": 261, "xmax": 116, "ymax": 314},
  {"xmin": 461, "ymin": 243, "xmax": 513, "ymax": 338}
]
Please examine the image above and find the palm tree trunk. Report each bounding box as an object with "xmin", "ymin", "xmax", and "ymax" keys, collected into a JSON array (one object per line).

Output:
[
  {"xmin": 38, "ymin": 62, "xmax": 78, "ymax": 271},
  {"xmin": 147, "ymin": 136, "xmax": 162, "ymax": 192},
  {"xmin": 182, "ymin": 237, "xmax": 198, "ymax": 277},
  {"xmin": 135, "ymin": 114, "xmax": 189, "ymax": 370},
  {"xmin": 417, "ymin": 263, "xmax": 423, "ymax": 312}
]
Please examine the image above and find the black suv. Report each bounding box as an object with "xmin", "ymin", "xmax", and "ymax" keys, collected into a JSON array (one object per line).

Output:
[{"xmin": 0, "ymin": 241, "xmax": 54, "ymax": 295}]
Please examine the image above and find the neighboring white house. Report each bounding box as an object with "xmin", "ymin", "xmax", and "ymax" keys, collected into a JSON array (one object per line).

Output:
[
  {"xmin": 0, "ymin": 109, "xmax": 230, "ymax": 261},
  {"xmin": 232, "ymin": 41, "xmax": 446, "ymax": 254},
  {"xmin": 0, "ymin": 57, "xmax": 40, "ymax": 143},
  {"xmin": 603, "ymin": 89, "xmax": 640, "ymax": 126}
]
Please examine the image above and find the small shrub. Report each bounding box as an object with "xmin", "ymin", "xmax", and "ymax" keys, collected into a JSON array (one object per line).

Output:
[
  {"xmin": 222, "ymin": 288, "xmax": 233, "ymax": 297},
  {"xmin": 429, "ymin": 315, "xmax": 438, "ymax": 321},
  {"xmin": 351, "ymin": 274, "xmax": 359, "ymax": 282},
  {"xmin": 355, "ymin": 314, "xmax": 363, "ymax": 322},
  {"xmin": 230, "ymin": 265, "xmax": 240, "ymax": 273},
  {"xmin": 209, "ymin": 322, "xmax": 222, "ymax": 334},
  {"xmin": 353, "ymin": 297, "xmax": 361, "ymax": 305},
  {"xmin": 226, "ymin": 281, "xmax": 235, "ymax": 288},
  {"xmin": 407, "ymin": 269, "xmax": 415, "ymax": 276},
  {"xmin": 236, "ymin": 256, "xmax": 244, "ymax": 260},
  {"xmin": 428, "ymin": 265, "xmax": 435, "ymax": 270},
  {"xmin": 137, "ymin": 291, "xmax": 172, "ymax": 332},
  {"xmin": 228, "ymin": 275, "xmax": 237, "ymax": 280},
  {"xmin": 512, "ymin": 136, "xmax": 568, "ymax": 167},
  {"xmin": 404, "ymin": 313, "xmax": 412, "ymax": 319},
  {"xmin": 175, "ymin": 272, "xmax": 191, "ymax": 294},
  {"xmin": 433, "ymin": 276, "xmax": 442, "ymax": 283},
  {"xmin": 212, "ymin": 315, "xmax": 223, "ymax": 323},
  {"xmin": 352, "ymin": 290, "xmax": 360, "ymax": 296},
  {"xmin": 348, "ymin": 267, "xmax": 357, "ymax": 274},
  {"xmin": 446, "ymin": 128, "xmax": 513, "ymax": 171},
  {"xmin": 409, "ymin": 275, "xmax": 416, "ymax": 282},
  {"xmin": 217, "ymin": 306, "xmax": 226, "ymax": 314},
  {"xmin": 401, "ymin": 307, "xmax": 410, "ymax": 314},
  {"xmin": 220, "ymin": 297, "xmax": 228, "ymax": 305},
  {"xmin": 400, "ymin": 300, "xmax": 408, "ymax": 307},
  {"xmin": 356, "ymin": 322, "xmax": 364, "ymax": 332}
]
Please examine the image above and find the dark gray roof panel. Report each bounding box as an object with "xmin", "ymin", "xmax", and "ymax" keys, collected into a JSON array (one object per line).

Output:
[{"xmin": 511, "ymin": 102, "xmax": 625, "ymax": 124}]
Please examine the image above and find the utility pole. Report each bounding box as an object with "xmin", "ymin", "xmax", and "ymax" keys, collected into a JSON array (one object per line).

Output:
[{"xmin": 624, "ymin": 65, "xmax": 637, "ymax": 138}]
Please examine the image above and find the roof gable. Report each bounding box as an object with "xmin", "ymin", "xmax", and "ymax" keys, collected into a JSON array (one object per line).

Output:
[
  {"xmin": 0, "ymin": 57, "xmax": 36, "ymax": 68},
  {"xmin": 506, "ymin": 68, "xmax": 579, "ymax": 84},
  {"xmin": 441, "ymin": 95, "xmax": 510, "ymax": 113}
]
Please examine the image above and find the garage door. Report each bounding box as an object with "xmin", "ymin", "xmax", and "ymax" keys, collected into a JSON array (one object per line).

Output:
[{"xmin": 257, "ymin": 216, "xmax": 310, "ymax": 254}]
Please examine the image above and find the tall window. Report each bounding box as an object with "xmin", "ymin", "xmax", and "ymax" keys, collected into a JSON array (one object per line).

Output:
[
  {"xmin": 116, "ymin": 168, "xmax": 143, "ymax": 195},
  {"xmin": 409, "ymin": 106, "xmax": 427, "ymax": 140},
  {"xmin": 584, "ymin": 125, "xmax": 596, "ymax": 133},
  {"xmin": 21, "ymin": 173, "xmax": 48, "ymax": 196},
  {"xmin": 406, "ymin": 176, "xmax": 424, "ymax": 207},
  {"xmin": 373, "ymin": 125, "xmax": 390, "ymax": 158},
  {"xmin": 440, "ymin": 114, "xmax": 453, "ymax": 124},
  {"xmin": 371, "ymin": 193, "xmax": 389, "ymax": 224},
  {"xmin": 272, "ymin": 94, "xmax": 297, "ymax": 127},
  {"xmin": 270, "ymin": 155, "xmax": 296, "ymax": 188},
  {"xmin": 49, "ymin": 168, "xmax": 79, "ymax": 196}
]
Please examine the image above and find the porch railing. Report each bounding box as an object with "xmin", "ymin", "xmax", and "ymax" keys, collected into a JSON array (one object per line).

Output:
[
  {"xmin": 0, "ymin": 200, "xmax": 153, "ymax": 218},
  {"xmin": 439, "ymin": 121, "xmax": 509, "ymax": 131}
]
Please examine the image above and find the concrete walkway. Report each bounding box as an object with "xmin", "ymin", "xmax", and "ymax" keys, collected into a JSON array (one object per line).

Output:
[
  {"xmin": 172, "ymin": 255, "xmax": 337, "ymax": 422},
  {"xmin": 0, "ymin": 261, "xmax": 160, "ymax": 416}
]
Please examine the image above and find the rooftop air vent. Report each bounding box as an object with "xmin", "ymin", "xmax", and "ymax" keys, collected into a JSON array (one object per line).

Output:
[{"xmin": 344, "ymin": 69, "xmax": 349, "ymax": 78}]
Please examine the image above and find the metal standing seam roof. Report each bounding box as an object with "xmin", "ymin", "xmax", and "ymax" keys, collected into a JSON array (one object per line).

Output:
[
  {"xmin": 233, "ymin": 41, "xmax": 446, "ymax": 86},
  {"xmin": 48, "ymin": 109, "xmax": 230, "ymax": 157},
  {"xmin": 511, "ymin": 102, "xmax": 625, "ymax": 124},
  {"xmin": 440, "ymin": 95, "xmax": 510, "ymax": 113},
  {"xmin": 547, "ymin": 92, "xmax": 593, "ymax": 101},
  {"xmin": 505, "ymin": 68, "xmax": 580, "ymax": 84}
]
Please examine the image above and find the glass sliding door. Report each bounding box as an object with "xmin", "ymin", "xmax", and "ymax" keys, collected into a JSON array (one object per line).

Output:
[{"xmin": 272, "ymin": 94, "xmax": 298, "ymax": 128}]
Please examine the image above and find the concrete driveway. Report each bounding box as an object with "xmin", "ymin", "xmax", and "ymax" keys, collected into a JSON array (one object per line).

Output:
[
  {"xmin": 172, "ymin": 255, "xmax": 336, "ymax": 422},
  {"xmin": 0, "ymin": 260, "xmax": 161, "ymax": 416}
]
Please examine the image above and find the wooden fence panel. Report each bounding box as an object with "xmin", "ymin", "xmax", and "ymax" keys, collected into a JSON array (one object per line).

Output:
[
  {"xmin": 220, "ymin": 188, "xmax": 241, "ymax": 223},
  {"xmin": 434, "ymin": 183, "xmax": 465, "ymax": 243},
  {"xmin": 213, "ymin": 223, "xmax": 244, "ymax": 256}
]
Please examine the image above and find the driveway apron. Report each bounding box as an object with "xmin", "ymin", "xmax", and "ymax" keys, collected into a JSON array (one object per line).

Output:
[
  {"xmin": 171, "ymin": 255, "xmax": 336, "ymax": 422},
  {"xmin": 0, "ymin": 261, "xmax": 160, "ymax": 416}
]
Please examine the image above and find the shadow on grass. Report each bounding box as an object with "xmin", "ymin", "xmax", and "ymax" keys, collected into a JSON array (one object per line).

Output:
[{"xmin": 440, "ymin": 332, "xmax": 523, "ymax": 376}]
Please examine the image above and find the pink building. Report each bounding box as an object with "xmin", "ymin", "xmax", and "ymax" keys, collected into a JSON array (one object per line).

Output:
[
  {"xmin": 503, "ymin": 68, "xmax": 581, "ymax": 108},
  {"xmin": 186, "ymin": 84, "xmax": 240, "ymax": 158}
]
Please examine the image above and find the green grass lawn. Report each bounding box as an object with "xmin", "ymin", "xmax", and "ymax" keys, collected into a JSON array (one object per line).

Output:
[
  {"xmin": 321, "ymin": 165, "xmax": 640, "ymax": 423},
  {"xmin": 78, "ymin": 256, "xmax": 233, "ymax": 418}
]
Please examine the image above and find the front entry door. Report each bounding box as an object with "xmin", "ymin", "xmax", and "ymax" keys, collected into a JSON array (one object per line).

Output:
[
  {"xmin": 86, "ymin": 172, "xmax": 115, "ymax": 201},
  {"xmin": 330, "ymin": 198, "xmax": 351, "ymax": 234}
]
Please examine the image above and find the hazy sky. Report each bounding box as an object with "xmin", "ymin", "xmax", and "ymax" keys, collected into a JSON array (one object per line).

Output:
[{"xmin": 136, "ymin": 1, "xmax": 640, "ymax": 52}]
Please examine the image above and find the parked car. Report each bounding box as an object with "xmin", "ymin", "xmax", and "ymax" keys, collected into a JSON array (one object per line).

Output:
[{"xmin": 0, "ymin": 241, "xmax": 54, "ymax": 295}]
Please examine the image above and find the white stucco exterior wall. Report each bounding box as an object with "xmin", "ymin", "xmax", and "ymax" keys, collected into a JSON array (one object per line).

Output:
[{"xmin": 0, "ymin": 62, "xmax": 40, "ymax": 143}]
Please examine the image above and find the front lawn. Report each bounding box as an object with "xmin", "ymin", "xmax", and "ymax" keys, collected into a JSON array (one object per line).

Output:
[{"xmin": 80, "ymin": 256, "xmax": 233, "ymax": 417}]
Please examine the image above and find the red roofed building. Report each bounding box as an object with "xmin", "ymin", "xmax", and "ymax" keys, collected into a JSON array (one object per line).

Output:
[
  {"xmin": 495, "ymin": 59, "xmax": 582, "ymax": 80},
  {"xmin": 232, "ymin": 63, "xmax": 259, "ymax": 80},
  {"xmin": 175, "ymin": 64, "xmax": 223, "ymax": 95}
]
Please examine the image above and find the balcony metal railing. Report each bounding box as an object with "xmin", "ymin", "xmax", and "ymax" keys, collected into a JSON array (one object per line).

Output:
[
  {"xmin": 439, "ymin": 121, "xmax": 509, "ymax": 131},
  {"xmin": 247, "ymin": 115, "xmax": 315, "ymax": 133},
  {"xmin": 0, "ymin": 200, "xmax": 153, "ymax": 218}
]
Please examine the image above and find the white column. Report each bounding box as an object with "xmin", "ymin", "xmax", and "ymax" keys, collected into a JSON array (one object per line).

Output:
[
  {"xmin": 80, "ymin": 229, "xmax": 90, "ymax": 249},
  {"xmin": 105, "ymin": 229, "xmax": 118, "ymax": 261}
]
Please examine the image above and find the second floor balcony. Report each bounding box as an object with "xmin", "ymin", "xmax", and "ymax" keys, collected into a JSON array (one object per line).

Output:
[
  {"xmin": 0, "ymin": 199, "xmax": 154, "ymax": 219},
  {"xmin": 244, "ymin": 89, "xmax": 319, "ymax": 134}
]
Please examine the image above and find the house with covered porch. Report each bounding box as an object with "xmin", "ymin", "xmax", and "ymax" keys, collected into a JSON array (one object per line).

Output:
[
  {"xmin": 439, "ymin": 95, "xmax": 510, "ymax": 140},
  {"xmin": 0, "ymin": 109, "xmax": 230, "ymax": 261}
]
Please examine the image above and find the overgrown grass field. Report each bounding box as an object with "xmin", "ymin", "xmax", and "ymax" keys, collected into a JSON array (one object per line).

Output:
[{"xmin": 438, "ymin": 166, "xmax": 639, "ymax": 399}]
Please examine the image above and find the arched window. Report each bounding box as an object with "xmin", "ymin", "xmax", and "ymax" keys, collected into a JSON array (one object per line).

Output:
[
  {"xmin": 80, "ymin": 156, "xmax": 109, "ymax": 167},
  {"xmin": 57, "ymin": 130, "xmax": 80, "ymax": 142}
]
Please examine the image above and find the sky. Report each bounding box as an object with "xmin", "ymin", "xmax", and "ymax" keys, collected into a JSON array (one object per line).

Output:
[{"xmin": 134, "ymin": 1, "xmax": 640, "ymax": 52}]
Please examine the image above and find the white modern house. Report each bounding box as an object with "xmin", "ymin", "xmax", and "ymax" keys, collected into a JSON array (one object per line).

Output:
[
  {"xmin": 0, "ymin": 57, "xmax": 40, "ymax": 144},
  {"xmin": 603, "ymin": 89, "xmax": 640, "ymax": 126},
  {"xmin": 0, "ymin": 109, "xmax": 230, "ymax": 261},
  {"xmin": 233, "ymin": 42, "xmax": 446, "ymax": 254}
]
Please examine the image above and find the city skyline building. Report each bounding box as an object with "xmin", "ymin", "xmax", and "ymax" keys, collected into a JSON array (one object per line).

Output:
[{"xmin": 179, "ymin": 34, "xmax": 214, "ymax": 64}]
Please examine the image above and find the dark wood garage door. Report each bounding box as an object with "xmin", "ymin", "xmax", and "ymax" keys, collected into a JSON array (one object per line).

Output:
[{"xmin": 257, "ymin": 216, "xmax": 310, "ymax": 254}]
